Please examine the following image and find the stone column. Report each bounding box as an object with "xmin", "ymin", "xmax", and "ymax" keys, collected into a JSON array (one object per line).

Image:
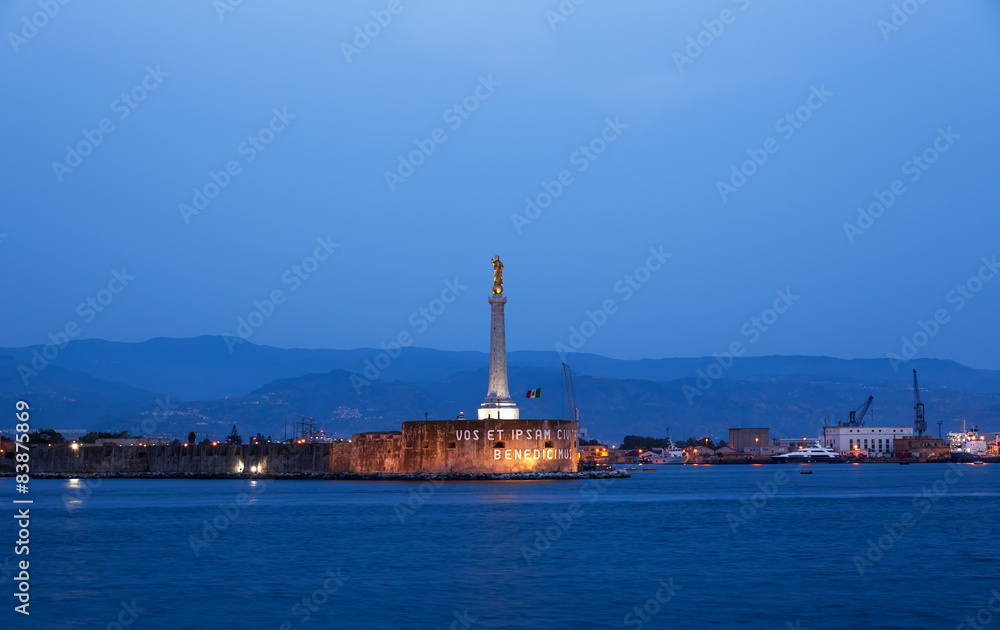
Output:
[{"xmin": 479, "ymin": 294, "xmax": 519, "ymax": 419}]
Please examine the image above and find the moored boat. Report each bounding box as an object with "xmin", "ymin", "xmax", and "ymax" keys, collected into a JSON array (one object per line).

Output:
[{"xmin": 771, "ymin": 443, "xmax": 844, "ymax": 464}]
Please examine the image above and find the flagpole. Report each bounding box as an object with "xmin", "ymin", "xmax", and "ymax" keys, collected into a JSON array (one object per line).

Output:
[{"xmin": 541, "ymin": 389, "xmax": 544, "ymax": 420}]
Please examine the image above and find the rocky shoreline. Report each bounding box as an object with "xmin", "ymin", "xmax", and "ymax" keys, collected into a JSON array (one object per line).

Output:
[{"xmin": 1, "ymin": 470, "xmax": 630, "ymax": 481}]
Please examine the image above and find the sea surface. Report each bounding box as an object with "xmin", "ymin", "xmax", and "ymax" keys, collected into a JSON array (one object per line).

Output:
[{"xmin": 1, "ymin": 464, "xmax": 998, "ymax": 629}]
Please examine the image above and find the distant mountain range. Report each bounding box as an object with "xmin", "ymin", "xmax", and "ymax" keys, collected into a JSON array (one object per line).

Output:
[{"xmin": 1, "ymin": 336, "xmax": 998, "ymax": 442}]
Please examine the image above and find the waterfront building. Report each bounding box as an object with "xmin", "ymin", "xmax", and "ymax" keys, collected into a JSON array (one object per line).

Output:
[
  {"xmin": 579, "ymin": 444, "xmax": 610, "ymax": 464},
  {"xmin": 772, "ymin": 437, "xmax": 817, "ymax": 450},
  {"xmin": 728, "ymin": 428, "xmax": 769, "ymax": 452},
  {"xmin": 892, "ymin": 436, "xmax": 951, "ymax": 461},
  {"xmin": 822, "ymin": 425, "xmax": 913, "ymax": 456}
]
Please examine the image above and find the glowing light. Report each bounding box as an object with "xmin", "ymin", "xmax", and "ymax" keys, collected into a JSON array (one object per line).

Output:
[{"xmin": 71, "ymin": 443, "xmax": 79, "ymax": 450}]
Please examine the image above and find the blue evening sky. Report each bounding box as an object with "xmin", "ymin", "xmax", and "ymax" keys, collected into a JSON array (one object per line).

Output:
[{"xmin": 2, "ymin": 1, "xmax": 999, "ymax": 368}]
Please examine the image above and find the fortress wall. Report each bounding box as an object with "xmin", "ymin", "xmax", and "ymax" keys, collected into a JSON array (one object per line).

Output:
[
  {"xmin": 351, "ymin": 432, "xmax": 403, "ymax": 474},
  {"xmin": 395, "ymin": 419, "xmax": 578, "ymax": 474},
  {"xmin": 25, "ymin": 422, "xmax": 576, "ymax": 475},
  {"xmin": 28, "ymin": 442, "xmax": 353, "ymax": 474}
]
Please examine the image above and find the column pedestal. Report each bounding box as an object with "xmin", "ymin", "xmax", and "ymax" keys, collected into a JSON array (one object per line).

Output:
[{"xmin": 479, "ymin": 294, "xmax": 519, "ymax": 420}]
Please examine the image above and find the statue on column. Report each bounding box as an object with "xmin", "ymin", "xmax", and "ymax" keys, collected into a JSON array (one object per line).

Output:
[{"xmin": 492, "ymin": 256, "xmax": 503, "ymax": 295}]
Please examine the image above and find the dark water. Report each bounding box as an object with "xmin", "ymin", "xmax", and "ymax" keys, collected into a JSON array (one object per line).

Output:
[{"xmin": 1, "ymin": 464, "xmax": 998, "ymax": 629}]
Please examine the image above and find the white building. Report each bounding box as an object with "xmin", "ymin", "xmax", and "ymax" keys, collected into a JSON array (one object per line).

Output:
[{"xmin": 822, "ymin": 425, "xmax": 913, "ymax": 456}]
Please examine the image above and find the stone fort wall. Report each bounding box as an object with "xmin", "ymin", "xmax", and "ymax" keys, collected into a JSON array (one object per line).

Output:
[
  {"xmin": 27, "ymin": 442, "xmax": 353, "ymax": 474},
  {"xmin": 354, "ymin": 419, "xmax": 578, "ymax": 474},
  {"xmin": 23, "ymin": 420, "xmax": 578, "ymax": 475}
]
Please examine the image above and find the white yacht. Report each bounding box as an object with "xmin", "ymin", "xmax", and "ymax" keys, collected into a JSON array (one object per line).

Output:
[{"xmin": 771, "ymin": 443, "xmax": 844, "ymax": 463}]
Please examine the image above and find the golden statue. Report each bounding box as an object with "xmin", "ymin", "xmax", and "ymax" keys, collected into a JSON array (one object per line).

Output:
[{"xmin": 491, "ymin": 256, "xmax": 503, "ymax": 295}]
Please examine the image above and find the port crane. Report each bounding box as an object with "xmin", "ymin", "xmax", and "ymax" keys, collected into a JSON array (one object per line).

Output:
[
  {"xmin": 913, "ymin": 369, "xmax": 926, "ymax": 436},
  {"xmin": 562, "ymin": 362, "xmax": 580, "ymax": 423},
  {"xmin": 848, "ymin": 396, "xmax": 874, "ymax": 426}
]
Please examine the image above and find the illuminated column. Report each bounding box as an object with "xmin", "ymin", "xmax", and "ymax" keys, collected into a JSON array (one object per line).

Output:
[{"xmin": 479, "ymin": 295, "xmax": 519, "ymax": 420}]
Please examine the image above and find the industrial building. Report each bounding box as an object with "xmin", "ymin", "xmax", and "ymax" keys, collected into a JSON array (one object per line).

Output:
[
  {"xmin": 822, "ymin": 425, "xmax": 913, "ymax": 456},
  {"xmin": 892, "ymin": 436, "xmax": 951, "ymax": 460},
  {"xmin": 728, "ymin": 428, "xmax": 770, "ymax": 453}
]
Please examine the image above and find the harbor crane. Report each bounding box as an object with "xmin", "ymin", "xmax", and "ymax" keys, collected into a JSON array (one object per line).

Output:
[
  {"xmin": 913, "ymin": 369, "xmax": 927, "ymax": 436},
  {"xmin": 848, "ymin": 396, "xmax": 874, "ymax": 426},
  {"xmin": 562, "ymin": 362, "xmax": 580, "ymax": 423}
]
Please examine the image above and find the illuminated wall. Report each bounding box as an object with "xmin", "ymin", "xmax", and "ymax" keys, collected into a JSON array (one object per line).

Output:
[{"xmin": 352, "ymin": 419, "xmax": 579, "ymax": 474}]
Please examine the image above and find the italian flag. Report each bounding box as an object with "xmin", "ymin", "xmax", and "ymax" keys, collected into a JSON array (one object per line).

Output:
[{"xmin": 526, "ymin": 388, "xmax": 541, "ymax": 399}]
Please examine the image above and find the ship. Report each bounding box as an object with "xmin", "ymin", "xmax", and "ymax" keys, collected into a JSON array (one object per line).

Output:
[
  {"xmin": 771, "ymin": 443, "xmax": 844, "ymax": 463},
  {"xmin": 638, "ymin": 427, "xmax": 685, "ymax": 465}
]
